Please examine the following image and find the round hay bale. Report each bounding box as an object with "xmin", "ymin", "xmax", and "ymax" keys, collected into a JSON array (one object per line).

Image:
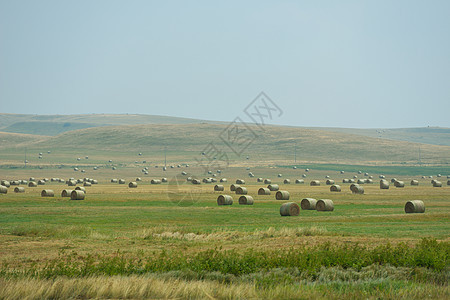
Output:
[
  {"xmin": 14, "ymin": 187, "xmax": 25, "ymax": 193},
  {"xmin": 118, "ymin": 179, "xmax": 125, "ymax": 184},
  {"xmin": 248, "ymin": 172, "xmax": 254, "ymax": 178},
  {"xmin": 59, "ymin": 178, "xmax": 65, "ymax": 183},
  {"xmin": 151, "ymin": 179, "xmax": 162, "ymax": 184},
  {"xmin": 258, "ymin": 187, "xmax": 271, "ymax": 195},
  {"xmin": 405, "ymin": 200, "xmax": 425, "ymax": 213},
  {"xmin": 0, "ymin": 185, "xmax": 7, "ymax": 194},
  {"xmin": 129, "ymin": 182, "xmax": 138, "ymax": 188},
  {"xmin": 342, "ymin": 179, "xmax": 349, "ymax": 183},
  {"xmin": 380, "ymin": 180, "xmax": 390, "ymax": 189},
  {"xmin": 350, "ymin": 184, "xmax": 364, "ymax": 194},
  {"xmin": 37, "ymin": 180, "xmax": 46, "ymax": 185},
  {"xmin": 394, "ymin": 180, "xmax": 405, "ymax": 188},
  {"xmin": 283, "ymin": 179, "xmax": 291, "ymax": 184},
  {"xmin": 357, "ymin": 179, "xmax": 366, "ymax": 184},
  {"xmin": 275, "ymin": 190, "xmax": 290, "ymax": 200},
  {"xmin": 391, "ymin": 178, "xmax": 397, "ymax": 183},
  {"xmin": 236, "ymin": 187, "xmax": 248, "ymax": 195},
  {"xmin": 302, "ymin": 174, "xmax": 307, "ymax": 178},
  {"xmin": 264, "ymin": 179, "xmax": 272, "ymax": 184},
  {"xmin": 162, "ymin": 178, "xmax": 168, "ymax": 183},
  {"xmin": 300, "ymin": 198, "xmax": 317, "ymax": 210},
  {"xmin": 111, "ymin": 179, "xmax": 118, "ymax": 183},
  {"xmin": 29, "ymin": 177, "xmax": 36, "ymax": 182},
  {"xmin": 295, "ymin": 179, "xmax": 304, "ymax": 184},
  {"xmin": 316, "ymin": 199, "xmax": 334, "ymax": 211},
  {"xmin": 330, "ymin": 185, "xmax": 341, "ymax": 192},
  {"xmin": 220, "ymin": 178, "xmax": 227, "ymax": 182},
  {"xmin": 280, "ymin": 202, "xmax": 300, "ymax": 216},
  {"xmin": 71, "ymin": 190, "xmax": 85, "ymax": 200},
  {"xmin": 136, "ymin": 177, "xmax": 142, "ymax": 182},
  {"xmin": 214, "ymin": 184, "xmax": 224, "ymax": 191},
  {"xmin": 349, "ymin": 179, "xmax": 355, "ymax": 183},
  {"xmin": 61, "ymin": 189, "xmax": 73, "ymax": 197},
  {"xmin": 267, "ymin": 184, "xmax": 279, "ymax": 191},
  {"xmin": 278, "ymin": 174, "xmax": 282, "ymax": 178},
  {"xmin": 239, "ymin": 195, "xmax": 254, "ymax": 205},
  {"xmin": 186, "ymin": 177, "xmax": 193, "ymax": 182},
  {"xmin": 203, "ymin": 178, "xmax": 212, "ymax": 183},
  {"xmin": 28, "ymin": 181, "xmax": 37, "ymax": 187},
  {"xmin": 236, "ymin": 179, "xmax": 245, "ymax": 184},
  {"xmin": 257, "ymin": 178, "xmax": 263, "ymax": 182},
  {"xmin": 41, "ymin": 189, "xmax": 54, "ymax": 197},
  {"xmin": 67, "ymin": 180, "xmax": 77, "ymax": 186},
  {"xmin": 366, "ymin": 179, "xmax": 373, "ymax": 184},
  {"xmin": 92, "ymin": 180, "xmax": 98, "ymax": 184},
  {"xmin": 75, "ymin": 186, "xmax": 86, "ymax": 193},
  {"xmin": 310, "ymin": 180, "xmax": 320, "ymax": 186},
  {"xmin": 83, "ymin": 182, "xmax": 92, "ymax": 187},
  {"xmin": 326, "ymin": 179, "xmax": 335, "ymax": 185},
  {"xmin": 447, "ymin": 180, "xmax": 450, "ymax": 186},
  {"xmin": 325, "ymin": 175, "xmax": 330, "ymax": 179},
  {"xmin": 230, "ymin": 184, "xmax": 240, "ymax": 192},
  {"xmin": 410, "ymin": 180, "xmax": 419, "ymax": 186},
  {"xmin": 10, "ymin": 180, "xmax": 20, "ymax": 186},
  {"xmin": 340, "ymin": 171, "xmax": 345, "ymax": 174},
  {"xmin": 192, "ymin": 179, "xmax": 201, "ymax": 185},
  {"xmin": 433, "ymin": 181, "xmax": 442, "ymax": 187},
  {"xmin": 217, "ymin": 195, "xmax": 233, "ymax": 206}
]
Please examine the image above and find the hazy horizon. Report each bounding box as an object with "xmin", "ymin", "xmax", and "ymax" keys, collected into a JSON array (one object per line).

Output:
[{"xmin": 1, "ymin": 1, "xmax": 449, "ymax": 128}]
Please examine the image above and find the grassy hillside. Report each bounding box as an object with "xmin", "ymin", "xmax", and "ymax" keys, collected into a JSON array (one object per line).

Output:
[{"xmin": 1, "ymin": 123, "xmax": 448, "ymax": 166}]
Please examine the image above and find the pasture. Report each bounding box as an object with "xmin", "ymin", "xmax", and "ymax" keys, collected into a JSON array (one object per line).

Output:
[{"xmin": 0, "ymin": 164, "xmax": 449, "ymax": 299}]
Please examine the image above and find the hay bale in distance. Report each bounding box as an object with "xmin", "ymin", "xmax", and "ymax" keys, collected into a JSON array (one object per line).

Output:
[
  {"xmin": 75, "ymin": 186, "xmax": 86, "ymax": 193},
  {"xmin": 295, "ymin": 179, "xmax": 304, "ymax": 184},
  {"xmin": 28, "ymin": 181, "xmax": 37, "ymax": 187},
  {"xmin": 71, "ymin": 190, "xmax": 85, "ymax": 200},
  {"xmin": 280, "ymin": 202, "xmax": 300, "ymax": 216},
  {"xmin": 83, "ymin": 182, "xmax": 92, "ymax": 187},
  {"xmin": 300, "ymin": 198, "xmax": 317, "ymax": 210},
  {"xmin": 326, "ymin": 179, "xmax": 335, "ymax": 185},
  {"xmin": 230, "ymin": 184, "xmax": 240, "ymax": 191},
  {"xmin": 239, "ymin": 195, "xmax": 254, "ymax": 205},
  {"xmin": 267, "ymin": 184, "xmax": 279, "ymax": 191},
  {"xmin": 410, "ymin": 180, "xmax": 419, "ymax": 186},
  {"xmin": 111, "ymin": 179, "xmax": 118, "ymax": 183},
  {"xmin": 394, "ymin": 180, "xmax": 405, "ymax": 188},
  {"xmin": 330, "ymin": 185, "xmax": 341, "ymax": 192},
  {"xmin": 118, "ymin": 179, "xmax": 125, "ymax": 184},
  {"xmin": 236, "ymin": 187, "xmax": 248, "ymax": 195},
  {"xmin": 151, "ymin": 179, "xmax": 162, "ymax": 184},
  {"xmin": 0, "ymin": 186, "xmax": 8, "ymax": 194},
  {"xmin": 220, "ymin": 178, "xmax": 227, "ymax": 182},
  {"xmin": 316, "ymin": 199, "xmax": 334, "ymax": 211},
  {"xmin": 217, "ymin": 195, "xmax": 233, "ymax": 206},
  {"xmin": 61, "ymin": 189, "xmax": 73, "ymax": 197},
  {"xmin": 258, "ymin": 187, "xmax": 271, "ymax": 195},
  {"xmin": 275, "ymin": 190, "xmax": 290, "ymax": 200},
  {"xmin": 405, "ymin": 200, "xmax": 425, "ymax": 213},
  {"xmin": 214, "ymin": 185, "xmax": 224, "ymax": 191},
  {"xmin": 257, "ymin": 178, "xmax": 263, "ymax": 182},
  {"xmin": 433, "ymin": 181, "xmax": 442, "ymax": 187},
  {"xmin": 41, "ymin": 190, "xmax": 54, "ymax": 197},
  {"xmin": 380, "ymin": 180, "xmax": 390, "ymax": 189},
  {"xmin": 37, "ymin": 180, "xmax": 45, "ymax": 185},
  {"xmin": 283, "ymin": 179, "xmax": 291, "ymax": 184},
  {"xmin": 264, "ymin": 179, "xmax": 272, "ymax": 184},
  {"xmin": 14, "ymin": 187, "xmax": 25, "ymax": 193},
  {"xmin": 350, "ymin": 184, "xmax": 364, "ymax": 194},
  {"xmin": 310, "ymin": 180, "xmax": 320, "ymax": 186},
  {"xmin": 129, "ymin": 182, "xmax": 138, "ymax": 188},
  {"xmin": 236, "ymin": 179, "xmax": 245, "ymax": 184}
]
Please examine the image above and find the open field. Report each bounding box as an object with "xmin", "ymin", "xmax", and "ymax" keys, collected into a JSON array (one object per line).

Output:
[{"xmin": 0, "ymin": 163, "xmax": 449, "ymax": 299}]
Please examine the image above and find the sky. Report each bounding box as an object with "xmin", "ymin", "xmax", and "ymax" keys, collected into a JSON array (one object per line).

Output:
[{"xmin": 0, "ymin": 0, "xmax": 449, "ymax": 128}]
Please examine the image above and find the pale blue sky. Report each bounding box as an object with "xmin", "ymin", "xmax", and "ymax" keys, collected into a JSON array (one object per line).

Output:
[{"xmin": 1, "ymin": 0, "xmax": 449, "ymax": 128}]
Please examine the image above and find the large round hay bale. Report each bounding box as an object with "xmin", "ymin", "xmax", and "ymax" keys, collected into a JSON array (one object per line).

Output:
[
  {"xmin": 357, "ymin": 179, "xmax": 366, "ymax": 184},
  {"xmin": 349, "ymin": 179, "xmax": 355, "ymax": 183},
  {"xmin": 28, "ymin": 181, "xmax": 37, "ymax": 187},
  {"xmin": 29, "ymin": 177, "xmax": 35, "ymax": 182},
  {"xmin": 217, "ymin": 195, "xmax": 233, "ymax": 205},
  {"xmin": 11, "ymin": 180, "xmax": 20, "ymax": 186},
  {"xmin": 432, "ymin": 181, "xmax": 442, "ymax": 187},
  {"xmin": 14, "ymin": 187, "xmax": 25, "ymax": 193},
  {"xmin": 136, "ymin": 177, "xmax": 142, "ymax": 182},
  {"xmin": 0, "ymin": 185, "xmax": 7, "ymax": 194},
  {"xmin": 41, "ymin": 189, "xmax": 54, "ymax": 197},
  {"xmin": 410, "ymin": 180, "xmax": 419, "ymax": 186},
  {"xmin": 192, "ymin": 179, "xmax": 201, "ymax": 185},
  {"xmin": 129, "ymin": 182, "xmax": 138, "ymax": 188},
  {"xmin": 239, "ymin": 195, "xmax": 254, "ymax": 205},
  {"xmin": 302, "ymin": 174, "xmax": 307, "ymax": 178},
  {"xmin": 391, "ymin": 178, "xmax": 397, "ymax": 183},
  {"xmin": 161, "ymin": 178, "xmax": 168, "ymax": 183},
  {"xmin": 151, "ymin": 179, "xmax": 162, "ymax": 184},
  {"xmin": 75, "ymin": 186, "xmax": 86, "ymax": 193},
  {"xmin": 37, "ymin": 180, "xmax": 45, "ymax": 185},
  {"xmin": 236, "ymin": 179, "xmax": 245, "ymax": 184},
  {"xmin": 111, "ymin": 179, "xmax": 118, "ymax": 183},
  {"xmin": 280, "ymin": 202, "xmax": 300, "ymax": 216},
  {"xmin": 230, "ymin": 184, "xmax": 240, "ymax": 191},
  {"xmin": 203, "ymin": 178, "xmax": 212, "ymax": 183},
  {"xmin": 283, "ymin": 179, "xmax": 291, "ymax": 184},
  {"xmin": 330, "ymin": 185, "xmax": 341, "ymax": 192},
  {"xmin": 67, "ymin": 180, "xmax": 77, "ymax": 186},
  {"xmin": 1, "ymin": 180, "xmax": 10, "ymax": 187},
  {"xmin": 310, "ymin": 180, "xmax": 320, "ymax": 186},
  {"xmin": 300, "ymin": 198, "xmax": 317, "ymax": 210},
  {"xmin": 350, "ymin": 184, "xmax": 364, "ymax": 194},
  {"xmin": 61, "ymin": 189, "xmax": 73, "ymax": 197},
  {"xmin": 277, "ymin": 174, "xmax": 282, "ymax": 178},
  {"xmin": 258, "ymin": 187, "xmax": 271, "ymax": 195},
  {"xmin": 83, "ymin": 182, "xmax": 92, "ymax": 187},
  {"xmin": 394, "ymin": 180, "xmax": 405, "ymax": 188},
  {"xmin": 316, "ymin": 199, "xmax": 334, "ymax": 211},
  {"xmin": 405, "ymin": 200, "xmax": 425, "ymax": 213},
  {"xmin": 71, "ymin": 190, "xmax": 85, "ymax": 200},
  {"xmin": 326, "ymin": 179, "xmax": 335, "ymax": 185},
  {"xmin": 447, "ymin": 180, "xmax": 450, "ymax": 186},
  {"xmin": 118, "ymin": 179, "xmax": 125, "ymax": 184},
  {"xmin": 342, "ymin": 179, "xmax": 350, "ymax": 183},
  {"xmin": 295, "ymin": 179, "xmax": 304, "ymax": 184},
  {"xmin": 264, "ymin": 179, "xmax": 272, "ymax": 184},
  {"xmin": 380, "ymin": 180, "xmax": 390, "ymax": 189},
  {"xmin": 220, "ymin": 178, "xmax": 227, "ymax": 182},
  {"xmin": 257, "ymin": 178, "xmax": 263, "ymax": 182},
  {"xmin": 267, "ymin": 184, "xmax": 279, "ymax": 191},
  {"xmin": 92, "ymin": 180, "xmax": 98, "ymax": 184},
  {"xmin": 366, "ymin": 179, "xmax": 373, "ymax": 184},
  {"xmin": 236, "ymin": 186, "xmax": 248, "ymax": 195},
  {"xmin": 275, "ymin": 190, "xmax": 290, "ymax": 200},
  {"xmin": 214, "ymin": 184, "xmax": 224, "ymax": 191}
]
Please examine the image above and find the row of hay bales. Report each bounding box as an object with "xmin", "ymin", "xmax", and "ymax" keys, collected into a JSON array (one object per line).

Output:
[{"xmin": 0, "ymin": 186, "xmax": 87, "ymax": 200}]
